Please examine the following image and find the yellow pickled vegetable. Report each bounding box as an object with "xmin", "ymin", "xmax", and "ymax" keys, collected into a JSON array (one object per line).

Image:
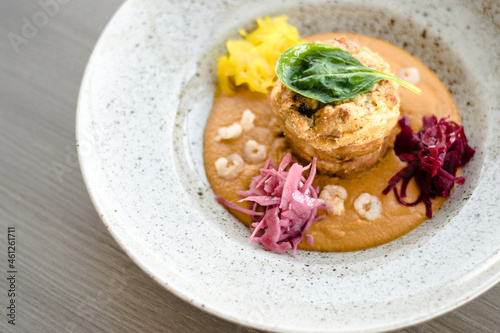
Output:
[{"xmin": 217, "ymin": 16, "xmax": 304, "ymax": 95}]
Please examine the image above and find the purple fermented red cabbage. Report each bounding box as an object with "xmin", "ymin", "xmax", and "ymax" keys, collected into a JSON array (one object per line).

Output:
[
  {"xmin": 383, "ymin": 115, "xmax": 475, "ymax": 217},
  {"xmin": 216, "ymin": 153, "xmax": 326, "ymax": 256}
]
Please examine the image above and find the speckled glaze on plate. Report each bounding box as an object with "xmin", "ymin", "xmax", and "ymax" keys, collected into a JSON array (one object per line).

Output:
[{"xmin": 77, "ymin": 0, "xmax": 500, "ymax": 332}]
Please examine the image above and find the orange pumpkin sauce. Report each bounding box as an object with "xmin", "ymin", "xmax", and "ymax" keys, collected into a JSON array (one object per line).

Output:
[{"xmin": 204, "ymin": 33, "xmax": 461, "ymax": 252}]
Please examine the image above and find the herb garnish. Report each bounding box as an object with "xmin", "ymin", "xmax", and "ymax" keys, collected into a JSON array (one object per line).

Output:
[{"xmin": 275, "ymin": 43, "xmax": 421, "ymax": 103}]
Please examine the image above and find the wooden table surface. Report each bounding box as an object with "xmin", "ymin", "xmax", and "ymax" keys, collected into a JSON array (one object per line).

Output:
[{"xmin": 0, "ymin": 1, "xmax": 498, "ymax": 332}]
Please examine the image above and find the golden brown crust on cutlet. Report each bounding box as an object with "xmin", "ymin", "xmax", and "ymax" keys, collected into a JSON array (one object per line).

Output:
[{"xmin": 270, "ymin": 37, "xmax": 400, "ymax": 176}]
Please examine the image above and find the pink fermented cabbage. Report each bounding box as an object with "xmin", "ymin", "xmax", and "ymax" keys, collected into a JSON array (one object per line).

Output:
[
  {"xmin": 383, "ymin": 115, "xmax": 475, "ymax": 217},
  {"xmin": 216, "ymin": 153, "xmax": 326, "ymax": 256}
]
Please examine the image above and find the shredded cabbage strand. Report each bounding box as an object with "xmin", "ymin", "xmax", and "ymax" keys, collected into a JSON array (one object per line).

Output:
[
  {"xmin": 216, "ymin": 153, "xmax": 327, "ymax": 256},
  {"xmin": 383, "ymin": 116, "xmax": 475, "ymax": 217},
  {"xmin": 217, "ymin": 16, "xmax": 304, "ymax": 95}
]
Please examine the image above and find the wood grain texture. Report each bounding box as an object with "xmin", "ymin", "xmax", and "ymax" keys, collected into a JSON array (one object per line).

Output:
[{"xmin": 0, "ymin": 1, "xmax": 498, "ymax": 332}]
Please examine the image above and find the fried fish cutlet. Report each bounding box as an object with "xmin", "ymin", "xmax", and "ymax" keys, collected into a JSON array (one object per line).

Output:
[{"xmin": 270, "ymin": 37, "xmax": 400, "ymax": 176}]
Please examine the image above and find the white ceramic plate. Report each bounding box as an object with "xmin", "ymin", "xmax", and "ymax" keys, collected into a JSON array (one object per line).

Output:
[{"xmin": 77, "ymin": 0, "xmax": 500, "ymax": 332}]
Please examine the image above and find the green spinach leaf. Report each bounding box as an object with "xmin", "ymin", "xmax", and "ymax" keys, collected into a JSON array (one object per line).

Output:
[{"xmin": 275, "ymin": 43, "xmax": 421, "ymax": 104}]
